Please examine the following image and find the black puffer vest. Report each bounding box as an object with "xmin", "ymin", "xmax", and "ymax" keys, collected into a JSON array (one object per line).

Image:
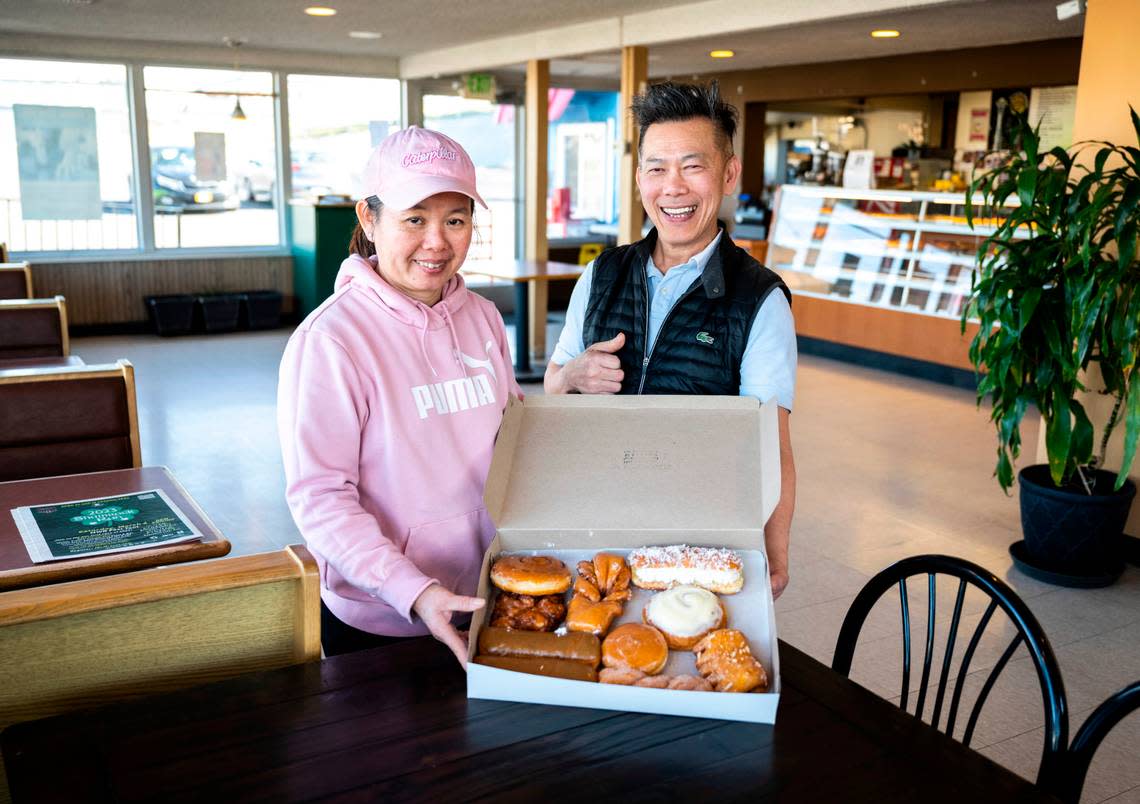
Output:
[{"xmin": 582, "ymin": 227, "xmax": 790, "ymax": 395}]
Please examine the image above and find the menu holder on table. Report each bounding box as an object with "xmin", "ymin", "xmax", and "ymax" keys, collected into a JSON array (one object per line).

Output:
[{"xmin": 12, "ymin": 489, "xmax": 204, "ymax": 563}]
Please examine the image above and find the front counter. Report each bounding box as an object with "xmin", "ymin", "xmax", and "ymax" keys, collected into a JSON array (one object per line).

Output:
[{"xmin": 767, "ymin": 186, "xmax": 1020, "ymax": 373}]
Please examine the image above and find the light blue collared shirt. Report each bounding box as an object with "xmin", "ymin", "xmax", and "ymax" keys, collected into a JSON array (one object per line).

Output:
[{"xmin": 551, "ymin": 232, "xmax": 797, "ymax": 410}]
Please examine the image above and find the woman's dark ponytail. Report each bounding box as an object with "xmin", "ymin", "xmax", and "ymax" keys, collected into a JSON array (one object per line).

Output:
[{"xmin": 348, "ymin": 195, "xmax": 384, "ymax": 257}]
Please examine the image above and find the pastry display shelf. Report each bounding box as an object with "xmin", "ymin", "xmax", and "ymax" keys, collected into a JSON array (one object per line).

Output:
[
  {"xmin": 766, "ymin": 185, "xmax": 1026, "ymax": 371},
  {"xmin": 769, "ymin": 185, "xmax": 1026, "ymax": 321}
]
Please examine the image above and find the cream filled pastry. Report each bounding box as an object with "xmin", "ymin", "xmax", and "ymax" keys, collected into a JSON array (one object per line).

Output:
[
  {"xmin": 642, "ymin": 585, "xmax": 727, "ymax": 649},
  {"xmin": 628, "ymin": 545, "xmax": 744, "ymax": 594}
]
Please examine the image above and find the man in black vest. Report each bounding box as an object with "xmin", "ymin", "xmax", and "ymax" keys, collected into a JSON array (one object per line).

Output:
[{"xmin": 545, "ymin": 82, "xmax": 797, "ymax": 599}]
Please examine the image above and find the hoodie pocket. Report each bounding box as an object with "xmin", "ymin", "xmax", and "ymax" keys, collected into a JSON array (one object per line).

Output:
[{"xmin": 404, "ymin": 507, "xmax": 490, "ymax": 597}]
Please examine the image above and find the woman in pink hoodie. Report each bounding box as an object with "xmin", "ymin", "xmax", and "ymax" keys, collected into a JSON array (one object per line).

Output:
[{"xmin": 278, "ymin": 128, "xmax": 519, "ymax": 666}]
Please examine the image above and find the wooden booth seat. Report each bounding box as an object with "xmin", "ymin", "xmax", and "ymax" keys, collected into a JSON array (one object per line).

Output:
[
  {"xmin": 0, "ymin": 296, "xmax": 68, "ymax": 359},
  {"xmin": 0, "ymin": 360, "xmax": 140, "ymax": 482},
  {"xmin": 0, "ymin": 263, "xmax": 31, "ymax": 301},
  {"xmin": 0, "ymin": 544, "xmax": 320, "ymax": 803}
]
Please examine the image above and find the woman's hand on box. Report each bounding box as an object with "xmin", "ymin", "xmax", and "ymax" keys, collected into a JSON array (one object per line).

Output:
[{"xmin": 413, "ymin": 583, "xmax": 485, "ymax": 668}]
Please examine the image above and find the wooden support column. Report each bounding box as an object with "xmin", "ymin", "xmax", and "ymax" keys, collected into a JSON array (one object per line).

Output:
[
  {"xmin": 618, "ymin": 46, "xmax": 648, "ymax": 246},
  {"xmin": 741, "ymin": 102, "xmax": 767, "ymax": 199},
  {"xmin": 525, "ymin": 59, "xmax": 549, "ymax": 362}
]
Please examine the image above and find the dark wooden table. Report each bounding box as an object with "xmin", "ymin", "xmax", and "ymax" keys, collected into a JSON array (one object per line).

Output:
[
  {"xmin": 0, "ymin": 466, "xmax": 230, "ymax": 591},
  {"xmin": 1, "ymin": 637, "xmax": 1057, "ymax": 803},
  {"xmin": 463, "ymin": 259, "xmax": 583, "ymax": 382}
]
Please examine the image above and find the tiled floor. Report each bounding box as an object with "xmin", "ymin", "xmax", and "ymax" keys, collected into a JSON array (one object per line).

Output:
[{"xmin": 74, "ymin": 328, "xmax": 1140, "ymax": 803}]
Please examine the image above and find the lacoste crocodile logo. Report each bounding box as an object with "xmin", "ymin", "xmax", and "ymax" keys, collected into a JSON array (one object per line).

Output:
[{"xmin": 696, "ymin": 331, "xmax": 715, "ymax": 345}]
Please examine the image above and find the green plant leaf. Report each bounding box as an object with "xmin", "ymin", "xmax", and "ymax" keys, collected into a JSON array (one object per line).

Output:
[
  {"xmin": 1046, "ymin": 394, "xmax": 1072, "ymax": 486},
  {"xmin": 996, "ymin": 448, "xmax": 1014, "ymax": 491},
  {"xmin": 1071, "ymin": 398, "xmax": 1094, "ymax": 466},
  {"xmin": 1116, "ymin": 374, "xmax": 1140, "ymax": 490},
  {"xmin": 1131, "ymin": 105, "xmax": 1140, "ymax": 145}
]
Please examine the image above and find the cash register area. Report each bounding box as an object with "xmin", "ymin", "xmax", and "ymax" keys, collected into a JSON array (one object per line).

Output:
[{"xmin": 74, "ymin": 328, "xmax": 1140, "ymax": 803}]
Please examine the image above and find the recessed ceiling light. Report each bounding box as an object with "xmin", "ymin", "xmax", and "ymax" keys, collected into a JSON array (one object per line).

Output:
[
  {"xmin": 709, "ymin": 50, "xmax": 735, "ymax": 58},
  {"xmin": 870, "ymin": 29, "xmax": 900, "ymax": 38},
  {"xmin": 304, "ymin": 6, "xmax": 337, "ymax": 16},
  {"xmin": 349, "ymin": 30, "xmax": 382, "ymax": 39}
]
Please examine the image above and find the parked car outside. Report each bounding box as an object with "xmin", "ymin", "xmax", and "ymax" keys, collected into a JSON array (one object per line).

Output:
[
  {"xmin": 151, "ymin": 146, "xmax": 240, "ymax": 213},
  {"xmin": 233, "ymin": 157, "xmax": 275, "ymax": 204}
]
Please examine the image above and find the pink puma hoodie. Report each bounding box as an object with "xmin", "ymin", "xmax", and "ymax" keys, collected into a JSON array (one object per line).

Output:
[{"xmin": 278, "ymin": 254, "xmax": 519, "ymax": 636}]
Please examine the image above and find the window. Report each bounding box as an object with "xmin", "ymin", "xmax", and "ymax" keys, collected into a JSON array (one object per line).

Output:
[
  {"xmin": 548, "ymin": 89, "xmax": 619, "ymax": 239},
  {"xmin": 424, "ymin": 94, "xmax": 517, "ymax": 262},
  {"xmin": 143, "ymin": 66, "xmax": 278, "ymax": 249},
  {"xmin": 0, "ymin": 58, "xmax": 137, "ymax": 253},
  {"xmin": 287, "ymin": 74, "xmax": 400, "ymax": 201}
]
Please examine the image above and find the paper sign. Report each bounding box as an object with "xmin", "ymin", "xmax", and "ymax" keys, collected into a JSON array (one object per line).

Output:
[
  {"xmin": 193, "ymin": 132, "xmax": 227, "ymax": 182},
  {"xmin": 843, "ymin": 149, "xmax": 876, "ymax": 189},
  {"xmin": 955, "ymin": 91, "xmax": 993, "ymax": 150},
  {"xmin": 1029, "ymin": 85, "xmax": 1078, "ymax": 151},
  {"xmin": 12, "ymin": 489, "xmax": 204, "ymax": 563},
  {"xmin": 13, "ymin": 104, "xmax": 103, "ymax": 220}
]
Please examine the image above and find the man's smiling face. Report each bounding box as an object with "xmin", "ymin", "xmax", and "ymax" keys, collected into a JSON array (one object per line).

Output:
[{"xmin": 636, "ymin": 117, "xmax": 741, "ymax": 260}]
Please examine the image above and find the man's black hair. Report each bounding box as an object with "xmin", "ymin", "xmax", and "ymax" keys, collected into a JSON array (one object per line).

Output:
[{"xmin": 630, "ymin": 80, "xmax": 738, "ymax": 156}]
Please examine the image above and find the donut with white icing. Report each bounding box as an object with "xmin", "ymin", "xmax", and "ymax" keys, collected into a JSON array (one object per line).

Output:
[{"xmin": 642, "ymin": 585, "xmax": 727, "ymax": 650}]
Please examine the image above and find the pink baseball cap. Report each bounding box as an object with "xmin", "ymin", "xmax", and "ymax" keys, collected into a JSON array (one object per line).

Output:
[{"xmin": 361, "ymin": 126, "xmax": 487, "ymax": 210}]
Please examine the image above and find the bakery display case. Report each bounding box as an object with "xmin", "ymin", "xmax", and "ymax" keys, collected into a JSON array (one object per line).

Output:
[{"xmin": 767, "ymin": 186, "xmax": 1023, "ymax": 371}]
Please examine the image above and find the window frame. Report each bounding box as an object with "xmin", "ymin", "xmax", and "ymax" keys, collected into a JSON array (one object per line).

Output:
[{"xmin": 2, "ymin": 53, "xmax": 404, "ymax": 261}]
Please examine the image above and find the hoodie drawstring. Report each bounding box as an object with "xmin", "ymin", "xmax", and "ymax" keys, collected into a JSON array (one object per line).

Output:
[
  {"xmin": 437, "ymin": 300, "xmax": 467, "ymax": 377},
  {"xmin": 418, "ymin": 304, "xmax": 438, "ymax": 378}
]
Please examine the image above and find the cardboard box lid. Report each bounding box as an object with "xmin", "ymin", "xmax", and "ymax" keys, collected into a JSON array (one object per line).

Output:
[{"xmin": 484, "ymin": 395, "xmax": 780, "ymax": 541}]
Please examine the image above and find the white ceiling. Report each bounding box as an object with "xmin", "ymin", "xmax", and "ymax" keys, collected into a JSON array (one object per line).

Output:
[{"xmin": 0, "ymin": 0, "xmax": 1083, "ymax": 81}]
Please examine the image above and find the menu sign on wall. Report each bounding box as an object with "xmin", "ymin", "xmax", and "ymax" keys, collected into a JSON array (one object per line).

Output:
[
  {"xmin": 955, "ymin": 91, "xmax": 993, "ymax": 150},
  {"xmin": 12, "ymin": 489, "xmax": 203, "ymax": 563},
  {"xmin": 1029, "ymin": 86, "xmax": 1078, "ymax": 151}
]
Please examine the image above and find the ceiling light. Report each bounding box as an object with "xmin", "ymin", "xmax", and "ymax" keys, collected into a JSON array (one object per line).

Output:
[
  {"xmin": 304, "ymin": 6, "xmax": 337, "ymax": 16},
  {"xmin": 870, "ymin": 29, "xmax": 900, "ymax": 38},
  {"xmin": 349, "ymin": 30, "xmax": 382, "ymax": 39},
  {"xmin": 709, "ymin": 50, "xmax": 735, "ymax": 58},
  {"xmin": 231, "ymin": 98, "xmax": 247, "ymax": 121}
]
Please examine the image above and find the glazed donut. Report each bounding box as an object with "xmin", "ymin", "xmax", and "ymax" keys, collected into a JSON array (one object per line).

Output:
[
  {"xmin": 601, "ymin": 623, "xmax": 668, "ymax": 675},
  {"xmin": 642, "ymin": 585, "xmax": 727, "ymax": 650},
  {"xmin": 490, "ymin": 555, "xmax": 571, "ymax": 596}
]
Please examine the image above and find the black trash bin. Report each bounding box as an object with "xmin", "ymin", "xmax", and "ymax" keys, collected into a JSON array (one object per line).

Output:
[
  {"xmin": 146, "ymin": 294, "xmax": 196, "ymax": 336},
  {"xmin": 238, "ymin": 290, "xmax": 283, "ymax": 330},
  {"xmin": 195, "ymin": 293, "xmax": 242, "ymax": 333}
]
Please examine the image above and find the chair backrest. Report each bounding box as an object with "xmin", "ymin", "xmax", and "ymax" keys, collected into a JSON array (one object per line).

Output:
[
  {"xmin": 577, "ymin": 243, "xmax": 604, "ymax": 265},
  {"xmin": 832, "ymin": 554, "xmax": 1068, "ymax": 787},
  {"xmin": 0, "ymin": 296, "xmax": 68, "ymax": 359},
  {"xmin": 0, "ymin": 359, "xmax": 140, "ymax": 482},
  {"xmin": 0, "ymin": 544, "xmax": 320, "ymax": 803},
  {"xmin": 0, "ymin": 263, "xmax": 32, "ymax": 300},
  {"xmin": 1060, "ymin": 680, "xmax": 1140, "ymax": 803}
]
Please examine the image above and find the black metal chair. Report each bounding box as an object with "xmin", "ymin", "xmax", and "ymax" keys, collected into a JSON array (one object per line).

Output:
[
  {"xmin": 1060, "ymin": 680, "xmax": 1140, "ymax": 803},
  {"xmin": 832, "ymin": 554, "xmax": 1068, "ymax": 787}
]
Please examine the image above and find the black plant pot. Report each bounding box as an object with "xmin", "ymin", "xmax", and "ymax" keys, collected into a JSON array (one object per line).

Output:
[
  {"xmin": 1012, "ymin": 464, "xmax": 1135, "ymax": 587},
  {"xmin": 238, "ymin": 290, "xmax": 283, "ymax": 330},
  {"xmin": 195, "ymin": 294, "xmax": 242, "ymax": 334},
  {"xmin": 146, "ymin": 294, "xmax": 196, "ymax": 336}
]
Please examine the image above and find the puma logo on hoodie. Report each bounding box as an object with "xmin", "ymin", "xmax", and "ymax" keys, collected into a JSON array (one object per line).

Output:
[{"xmin": 411, "ymin": 340, "xmax": 498, "ymax": 420}]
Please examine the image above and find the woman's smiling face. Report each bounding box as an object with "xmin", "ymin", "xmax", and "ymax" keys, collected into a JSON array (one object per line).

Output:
[{"xmin": 363, "ymin": 191, "xmax": 474, "ymax": 305}]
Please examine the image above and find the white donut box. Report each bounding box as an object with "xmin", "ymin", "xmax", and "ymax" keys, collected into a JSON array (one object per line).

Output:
[{"xmin": 466, "ymin": 394, "xmax": 783, "ymax": 724}]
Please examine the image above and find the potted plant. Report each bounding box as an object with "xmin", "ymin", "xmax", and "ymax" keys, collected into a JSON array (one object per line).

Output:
[{"xmin": 964, "ymin": 109, "xmax": 1140, "ymax": 587}]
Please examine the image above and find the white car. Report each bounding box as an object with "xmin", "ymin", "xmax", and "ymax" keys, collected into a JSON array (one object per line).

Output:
[{"xmin": 233, "ymin": 158, "xmax": 275, "ymax": 203}]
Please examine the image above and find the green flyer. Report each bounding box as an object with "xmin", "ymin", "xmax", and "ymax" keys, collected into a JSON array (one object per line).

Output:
[{"xmin": 11, "ymin": 489, "xmax": 203, "ymax": 563}]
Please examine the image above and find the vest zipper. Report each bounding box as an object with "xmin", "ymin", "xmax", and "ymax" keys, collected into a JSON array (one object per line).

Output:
[{"xmin": 636, "ymin": 278, "xmax": 705, "ymax": 395}]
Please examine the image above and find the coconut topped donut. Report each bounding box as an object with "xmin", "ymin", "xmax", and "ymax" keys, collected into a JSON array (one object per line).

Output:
[{"xmin": 490, "ymin": 554, "xmax": 571, "ymax": 596}]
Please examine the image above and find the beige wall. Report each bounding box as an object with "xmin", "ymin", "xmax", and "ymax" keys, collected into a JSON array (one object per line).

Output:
[
  {"xmin": 1036, "ymin": 0, "xmax": 1140, "ymax": 534},
  {"xmin": 1071, "ymin": 0, "xmax": 1140, "ymax": 144}
]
